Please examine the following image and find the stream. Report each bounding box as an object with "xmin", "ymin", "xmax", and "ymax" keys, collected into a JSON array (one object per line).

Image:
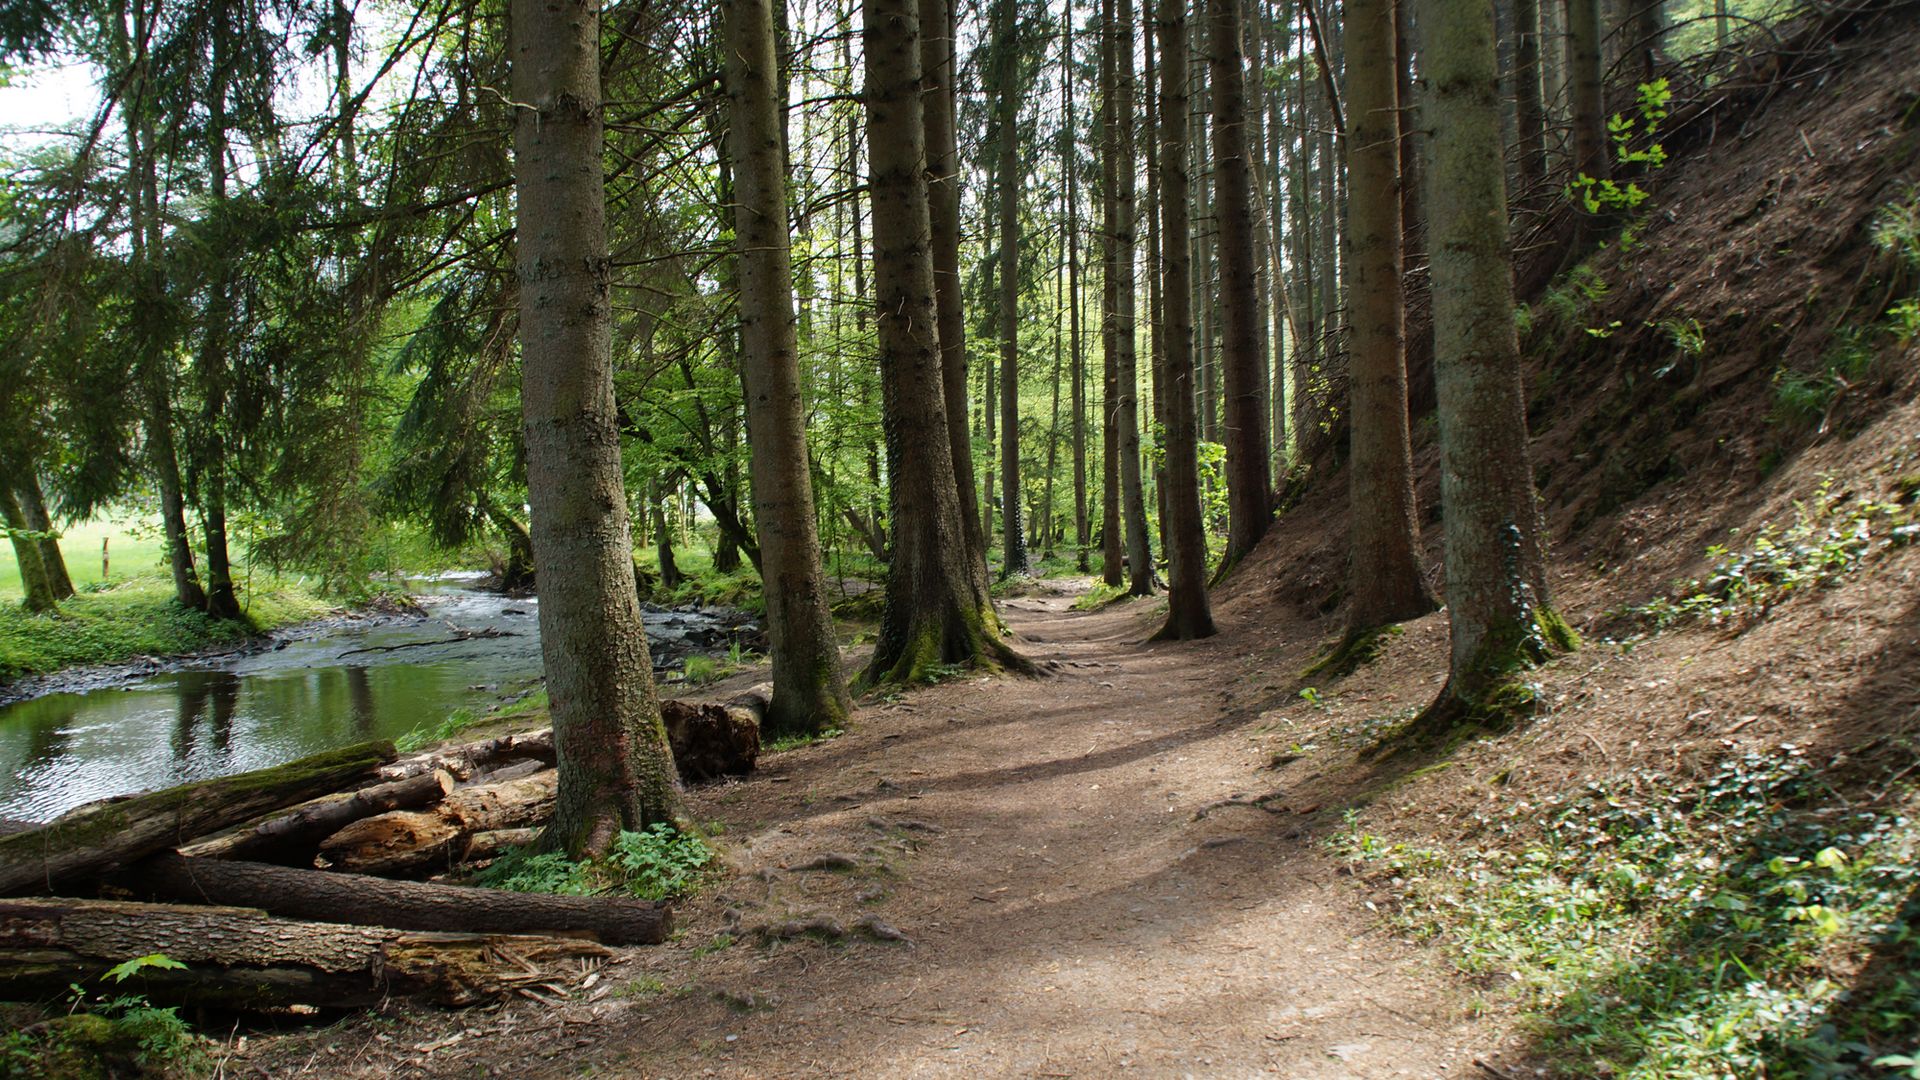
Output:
[{"xmin": 0, "ymin": 581, "xmax": 760, "ymax": 823}]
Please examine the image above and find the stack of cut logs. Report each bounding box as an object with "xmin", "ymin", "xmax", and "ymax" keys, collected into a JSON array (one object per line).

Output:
[{"xmin": 0, "ymin": 687, "xmax": 766, "ymax": 1009}]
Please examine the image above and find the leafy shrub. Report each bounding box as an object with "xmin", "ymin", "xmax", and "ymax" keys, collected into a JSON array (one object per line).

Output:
[{"xmin": 474, "ymin": 823, "xmax": 714, "ymax": 901}]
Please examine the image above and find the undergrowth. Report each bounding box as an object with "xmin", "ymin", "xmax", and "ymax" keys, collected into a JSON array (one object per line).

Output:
[
  {"xmin": 473, "ymin": 822, "xmax": 715, "ymax": 901},
  {"xmin": 2, "ymin": 955, "xmax": 210, "ymax": 1078},
  {"xmin": 1618, "ymin": 480, "xmax": 1916, "ymax": 633},
  {"xmin": 1334, "ymin": 750, "xmax": 1920, "ymax": 1077}
]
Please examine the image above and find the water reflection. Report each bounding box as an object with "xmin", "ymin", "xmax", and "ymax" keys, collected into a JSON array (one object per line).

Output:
[
  {"xmin": 0, "ymin": 590, "xmax": 757, "ymax": 823},
  {"xmin": 0, "ymin": 591, "xmax": 549, "ymax": 822}
]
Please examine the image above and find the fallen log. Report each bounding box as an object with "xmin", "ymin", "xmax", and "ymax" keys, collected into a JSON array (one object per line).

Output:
[
  {"xmin": 0, "ymin": 742, "xmax": 397, "ymax": 896},
  {"xmin": 134, "ymin": 852, "xmax": 671, "ymax": 945},
  {"xmin": 0, "ymin": 897, "xmax": 611, "ymax": 1009},
  {"xmin": 376, "ymin": 729, "xmax": 556, "ymax": 783},
  {"xmin": 463, "ymin": 828, "xmax": 539, "ymax": 863},
  {"xmin": 177, "ymin": 770, "xmax": 455, "ymax": 864},
  {"xmin": 319, "ymin": 770, "xmax": 558, "ymax": 875}
]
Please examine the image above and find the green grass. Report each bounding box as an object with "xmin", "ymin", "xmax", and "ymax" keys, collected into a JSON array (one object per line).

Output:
[
  {"xmin": 0, "ymin": 573, "xmax": 330, "ymax": 684},
  {"xmin": 0, "ymin": 512, "xmax": 169, "ymax": 600}
]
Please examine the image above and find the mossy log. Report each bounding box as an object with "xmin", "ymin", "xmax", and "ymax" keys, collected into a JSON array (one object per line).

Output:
[
  {"xmin": 177, "ymin": 769, "xmax": 455, "ymax": 864},
  {"xmin": 376, "ymin": 729, "xmax": 556, "ymax": 783},
  {"xmin": 0, "ymin": 897, "xmax": 612, "ymax": 1009},
  {"xmin": 0, "ymin": 741, "xmax": 396, "ymax": 897},
  {"xmin": 134, "ymin": 852, "xmax": 670, "ymax": 945},
  {"xmin": 318, "ymin": 770, "xmax": 559, "ymax": 875}
]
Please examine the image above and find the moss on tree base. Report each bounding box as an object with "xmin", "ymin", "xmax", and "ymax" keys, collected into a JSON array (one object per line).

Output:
[{"xmin": 1407, "ymin": 605, "xmax": 1580, "ymax": 743}]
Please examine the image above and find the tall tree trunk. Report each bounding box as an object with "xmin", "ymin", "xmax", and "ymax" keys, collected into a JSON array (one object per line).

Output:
[
  {"xmin": 724, "ymin": 0, "xmax": 854, "ymax": 737},
  {"xmin": 862, "ymin": 0, "xmax": 1026, "ymax": 684},
  {"xmin": 1146, "ymin": 0, "xmax": 1172, "ymax": 548},
  {"xmin": 1115, "ymin": 0, "xmax": 1155, "ymax": 597},
  {"xmin": 121, "ymin": 0, "xmax": 205, "ymax": 614},
  {"xmin": 1100, "ymin": 0, "xmax": 1125, "ymax": 587},
  {"xmin": 1633, "ymin": 0, "xmax": 1663, "ymax": 82},
  {"xmin": 652, "ymin": 479, "xmax": 682, "ymax": 592},
  {"xmin": 1, "ymin": 484, "xmax": 56, "ymax": 613},
  {"xmin": 1268, "ymin": 0, "xmax": 1292, "ymax": 467},
  {"xmin": 14, "ymin": 474, "xmax": 73, "ymax": 601},
  {"xmin": 1415, "ymin": 0, "xmax": 1570, "ymax": 726},
  {"xmin": 920, "ymin": 0, "xmax": 988, "ymax": 589},
  {"xmin": 1566, "ymin": 0, "xmax": 1609, "ymax": 184},
  {"xmin": 1067, "ymin": 2, "xmax": 1091, "ymax": 571},
  {"xmin": 1288, "ymin": 0, "xmax": 1319, "ymax": 452},
  {"xmin": 1152, "ymin": 0, "xmax": 1219, "ymax": 641},
  {"xmin": 198, "ymin": 0, "xmax": 241, "ymax": 623},
  {"xmin": 994, "ymin": 0, "xmax": 1031, "ymax": 577},
  {"xmin": 1512, "ymin": 0, "xmax": 1547, "ymax": 198},
  {"xmin": 1193, "ymin": 27, "xmax": 1217, "ymax": 447},
  {"xmin": 1210, "ymin": 0, "xmax": 1271, "ymax": 568},
  {"xmin": 1344, "ymin": 0, "xmax": 1437, "ymax": 635},
  {"xmin": 510, "ymin": 0, "xmax": 679, "ymax": 854}
]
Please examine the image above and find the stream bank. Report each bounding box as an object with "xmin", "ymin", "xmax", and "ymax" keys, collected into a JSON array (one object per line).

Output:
[{"xmin": 0, "ymin": 583, "xmax": 762, "ymax": 824}]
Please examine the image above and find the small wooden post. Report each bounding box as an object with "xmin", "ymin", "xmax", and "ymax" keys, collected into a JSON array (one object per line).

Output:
[{"xmin": 102, "ymin": 537, "xmax": 109, "ymax": 581}]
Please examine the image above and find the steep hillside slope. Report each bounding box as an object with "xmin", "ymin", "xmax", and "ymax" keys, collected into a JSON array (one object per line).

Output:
[{"xmin": 1216, "ymin": 6, "xmax": 1920, "ymax": 1075}]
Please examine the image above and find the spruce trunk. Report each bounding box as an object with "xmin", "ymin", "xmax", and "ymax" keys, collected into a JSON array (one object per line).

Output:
[
  {"xmin": 724, "ymin": 0, "xmax": 854, "ymax": 736},
  {"xmin": 511, "ymin": 0, "xmax": 680, "ymax": 853}
]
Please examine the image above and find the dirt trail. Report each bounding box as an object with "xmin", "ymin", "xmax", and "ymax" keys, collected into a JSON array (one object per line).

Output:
[{"xmin": 267, "ymin": 587, "xmax": 1498, "ymax": 1079}]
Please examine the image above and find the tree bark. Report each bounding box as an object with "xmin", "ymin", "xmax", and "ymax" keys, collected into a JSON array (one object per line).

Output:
[
  {"xmin": 1343, "ymin": 0, "xmax": 1437, "ymax": 635},
  {"xmin": 0, "ymin": 741, "xmax": 396, "ymax": 895},
  {"xmin": 13, "ymin": 474, "xmax": 73, "ymax": 601},
  {"xmin": 1566, "ymin": 0, "xmax": 1610, "ymax": 185},
  {"xmin": 319, "ymin": 770, "xmax": 559, "ymax": 876},
  {"xmin": 861, "ymin": 0, "xmax": 1027, "ymax": 685},
  {"xmin": 511, "ymin": 0, "xmax": 679, "ymax": 854},
  {"xmin": 376, "ymin": 729, "xmax": 555, "ymax": 783},
  {"xmin": 1067, "ymin": 7, "xmax": 1090, "ymax": 571},
  {"xmin": 178, "ymin": 770, "xmax": 454, "ymax": 864},
  {"xmin": 1, "ymin": 485, "xmax": 56, "ymax": 613},
  {"xmin": 1416, "ymin": 0, "xmax": 1569, "ymax": 723},
  {"xmin": 994, "ymin": 0, "xmax": 1031, "ymax": 577},
  {"xmin": 0, "ymin": 898, "xmax": 616, "ymax": 1009},
  {"xmin": 135, "ymin": 852, "xmax": 671, "ymax": 945},
  {"xmin": 1114, "ymin": 0, "xmax": 1156, "ymax": 597},
  {"xmin": 1152, "ymin": 0, "xmax": 1220, "ymax": 641},
  {"xmin": 1100, "ymin": 0, "xmax": 1126, "ymax": 588},
  {"xmin": 1512, "ymin": 0, "xmax": 1548, "ymax": 198},
  {"xmin": 1211, "ymin": 0, "xmax": 1273, "ymax": 568},
  {"xmin": 724, "ymin": 0, "xmax": 854, "ymax": 738},
  {"xmin": 918, "ymin": 0, "xmax": 989, "ymax": 589}
]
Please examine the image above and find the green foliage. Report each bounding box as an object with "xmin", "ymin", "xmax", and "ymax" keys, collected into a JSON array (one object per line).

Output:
[
  {"xmin": 1622, "ymin": 481, "xmax": 1915, "ymax": 631},
  {"xmin": 1334, "ymin": 753, "xmax": 1920, "ymax": 1077},
  {"xmin": 0, "ymin": 574, "xmax": 328, "ymax": 683},
  {"xmin": 1566, "ymin": 81, "xmax": 1672, "ymax": 215},
  {"xmin": 393, "ymin": 707, "xmax": 484, "ymax": 754},
  {"xmin": 1535, "ymin": 263, "xmax": 1611, "ymax": 332},
  {"xmin": 102, "ymin": 954, "xmax": 187, "ymax": 983},
  {"xmin": 1869, "ymin": 187, "xmax": 1920, "ymax": 272},
  {"xmin": 474, "ymin": 823, "xmax": 714, "ymax": 901},
  {"xmin": 4, "ymin": 959, "xmax": 208, "ymax": 1078}
]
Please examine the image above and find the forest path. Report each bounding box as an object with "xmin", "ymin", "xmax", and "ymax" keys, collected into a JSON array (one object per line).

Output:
[{"xmin": 284, "ymin": 588, "xmax": 1493, "ymax": 1078}]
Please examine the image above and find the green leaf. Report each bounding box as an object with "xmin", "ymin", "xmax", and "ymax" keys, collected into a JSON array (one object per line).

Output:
[{"xmin": 104, "ymin": 953, "xmax": 188, "ymax": 982}]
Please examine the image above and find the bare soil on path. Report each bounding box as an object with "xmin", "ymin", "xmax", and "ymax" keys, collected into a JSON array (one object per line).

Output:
[{"xmin": 250, "ymin": 586, "xmax": 1502, "ymax": 1079}]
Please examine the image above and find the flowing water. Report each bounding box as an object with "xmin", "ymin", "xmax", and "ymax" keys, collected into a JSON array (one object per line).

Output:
[{"xmin": 0, "ymin": 584, "xmax": 758, "ymax": 823}]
